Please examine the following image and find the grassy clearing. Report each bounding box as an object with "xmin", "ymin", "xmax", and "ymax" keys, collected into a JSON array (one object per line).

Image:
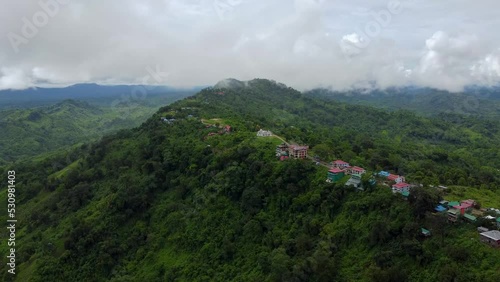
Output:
[{"xmin": 444, "ymin": 186, "xmax": 500, "ymax": 208}]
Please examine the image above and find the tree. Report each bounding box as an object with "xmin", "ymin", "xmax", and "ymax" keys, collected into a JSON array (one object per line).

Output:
[{"xmin": 408, "ymin": 187, "xmax": 439, "ymax": 219}]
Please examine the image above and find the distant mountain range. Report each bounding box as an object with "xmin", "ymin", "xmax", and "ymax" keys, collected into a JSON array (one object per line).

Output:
[
  {"xmin": 305, "ymin": 86, "xmax": 500, "ymax": 120},
  {"xmin": 0, "ymin": 83, "xmax": 203, "ymax": 109}
]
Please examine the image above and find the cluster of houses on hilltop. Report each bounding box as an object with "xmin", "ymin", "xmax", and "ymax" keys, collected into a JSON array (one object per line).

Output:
[
  {"xmin": 265, "ymin": 131, "xmax": 500, "ymax": 247},
  {"xmin": 437, "ymin": 199, "xmax": 479, "ymax": 223},
  {"xmin": 327, "ymin": 167, "xmax": 409, "ymax": 194},
  {"xmin": 326, "ymin": 160, "xmax": 368, "ymax": 189},
  {"xmin": 275, "ymin": 143, "xmax": 309, "ymax": 161},
  {"xmin": 433, "ymin": 199, "xmax": 500, "ymax": 248},
  {"xmin": 377, "ymin": 171, "xmax": 412, "ymax": 197}
]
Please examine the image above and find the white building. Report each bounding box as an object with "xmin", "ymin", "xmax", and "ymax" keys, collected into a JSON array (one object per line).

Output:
[{"xmin": 257, "ymin": 129, "xmax": 272, "ymax": 137}]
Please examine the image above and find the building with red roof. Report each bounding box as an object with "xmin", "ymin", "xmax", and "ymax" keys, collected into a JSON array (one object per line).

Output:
[
  {"xmin": 461, "ymin": 199, "xmax": 476, "ymax": 206},
  {"xmin": 387, "ymin": 174, "xmax": 406, "ymax": 183},
  {"xmin": 332, "ymin": 160, "xmax": 350, "ymax": 169},
  {"xmin": 453, "ymin": 202, "xmax": 474, "ymax": 215},
  {"xmin": 345, "ymin": 166, "xmax": 366, "ymax": 176},
  {"xmin": 327, "ymin": 168, "xmax": 345, "ymax": 183},
  {"xmin": 392, "ymin": 182, "xmax": 411, "ymax": 194}
]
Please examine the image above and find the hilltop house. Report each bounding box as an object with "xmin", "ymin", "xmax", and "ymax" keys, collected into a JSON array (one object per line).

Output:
[
  {"xmin": 161, "ymin": 117, "xmax": 176, "ymax": 124},
  {"xmin": 345, "ymin": 166, "xmax": 366, "ymax": 176},
  {"xmin": 387, "ymin": 174, "xmax": 406, "ymax": 183},
  {"xmin": 276, "ymin": 143, "xmax": 289, "ymax": 156},
  {"xmin": 463, "ymin": 214, "xmax": 477, "ymax": 223},
  {"xmin": 327, "ymin": 168, "xmax": 345, "ymax": 183},
  {"xmin": 345, "ymin": 174, "xmax": 363, "ymax": 189},
  {"xmin": 453, "ymin": 200, "xmax": 475, "ymax": 215},
  {"xmin": 378, "ymin": 171, "xmax": 390, "ymax": 177},
  {"xmin": 462, "ymin": 199, "xmax": 476, "ymax": 207},
  {"xmin": 257, "ymin": 129, "xmax": 272, "ymax": 137},
  {"xmin": 392, "ymin": 182, "xmax": 411, "ymax": 194},
  {"xmin": 447, "ymin": 201, "xmax": 460, "ymax": 209},
  {"xmin": 447, "ymin": 209, "xmax": 460, "ymax": 222},
  {"xmin": 332, "ymin": 160, "xmax": 350, "ymax": 169},
  {"xmin": 288, "ymin": 145, "xmax": 309, "ymax": 159},
  {"xmin": 480, "ymin": 230, "xmax": 500, "ymax": 248},
  {"xmin": 435, "ymin": 205, "xmax": 447, "ymax": 213},
  {"xmin": 378, "ymin": 171, "xmax": 406, "ymax": 183}
]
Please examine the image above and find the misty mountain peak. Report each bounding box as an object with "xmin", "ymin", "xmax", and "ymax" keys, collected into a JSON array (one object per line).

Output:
[{"xmin": 214, "ymin": 78, "xmax": 246, "ymax": 90}]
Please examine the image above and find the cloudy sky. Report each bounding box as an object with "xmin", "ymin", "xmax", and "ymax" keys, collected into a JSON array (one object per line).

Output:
[{"xmin": 1, "ymin": 0, "xmax": 500, "ymax": 92}]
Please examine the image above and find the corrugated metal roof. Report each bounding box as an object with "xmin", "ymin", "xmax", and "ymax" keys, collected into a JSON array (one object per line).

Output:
[{"xmin": 481, "ymin": 230, "xmax": 500, "ymax": 240}]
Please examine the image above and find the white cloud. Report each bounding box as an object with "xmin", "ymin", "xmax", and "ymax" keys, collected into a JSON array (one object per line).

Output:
[
  {"xmin": 340, "ymin": 33, "xmax": 367, "ymax": 57},
  {"xmin": 0, "ymin": 68, "xmax": 33, "ymax": 90},
  {"xmin": 0, "ymin": 0, "xmax": 499, "ymax": 91},
  {"xmin": 411, "ymin": 31, "xmax": 490, "ymax": 91},
  {"xmin": 470, "ymin": 51, "xmax": 500, "ymax": 85}
]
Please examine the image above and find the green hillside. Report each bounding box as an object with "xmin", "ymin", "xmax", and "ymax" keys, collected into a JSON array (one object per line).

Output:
[
  {"xmin": 0, "ymin": 99, "xmax": 176, "ymax": 165},
  {"xmin": 1, "ymin": 79, "xmax": 499, "ymax": 281}
]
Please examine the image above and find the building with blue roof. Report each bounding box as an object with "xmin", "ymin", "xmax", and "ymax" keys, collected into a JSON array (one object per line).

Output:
[
  {"xmin": 378, "ymin": 171, "xmax": 390, "ymax": 177},
  {"xmin": 435, "ymin": 205, "xmax": 447, "ymax": 212}
]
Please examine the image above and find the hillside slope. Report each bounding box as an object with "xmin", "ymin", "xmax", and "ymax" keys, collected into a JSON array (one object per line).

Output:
[
  {"xmin": 0, "ymin": 99, "xmax": 169, "ymax": 164},
  {"xmin": 1, "ymin": 79, "xmax": 499, "ymax": 281}
]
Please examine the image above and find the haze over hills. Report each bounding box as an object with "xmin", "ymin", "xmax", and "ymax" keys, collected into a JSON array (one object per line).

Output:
[
  {"xmin": 0, "ymin": 83, "xmax": 201, "ymax": 109},
  {"xmin": 1, "ymin": 79, "xmax": 499, "ymax": 281}
]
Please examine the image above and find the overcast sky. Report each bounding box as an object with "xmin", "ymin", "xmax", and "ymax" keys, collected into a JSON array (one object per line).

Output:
[{"xmin": 1, "ymin": 0, "xmax": 500, "ymax": 92}]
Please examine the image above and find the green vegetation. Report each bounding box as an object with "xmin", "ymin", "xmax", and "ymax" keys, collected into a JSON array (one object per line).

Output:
[
  {"xmin": 0, "ymin": 99, "xmax": 180, "ymax": 165},
  {"xmin": 307, "ymin": 88, "xmax": 500, "ymax": 121},
  {"xmin": 445, "ymin": 186, "xmax": 500, "ymax": 208},
  {"xmin": 1, "ymin": 79, "xmax": 499, "ymax": 281}
]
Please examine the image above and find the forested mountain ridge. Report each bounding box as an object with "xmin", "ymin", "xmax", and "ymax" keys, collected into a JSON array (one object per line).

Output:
[
  {"xmin": 0, "ymin": 97, "xmax": 183, "ymax": 165},
  {"xmin": 306, "ymin": 87, "xmax": 500, "ymax": 120},
  {"xmin": 0, "ymin": 84, "xmax": 199, "ymax": 109},
  {"xmin": 1, "ymin": 79, "xmax": 500, "ymax": 281}
]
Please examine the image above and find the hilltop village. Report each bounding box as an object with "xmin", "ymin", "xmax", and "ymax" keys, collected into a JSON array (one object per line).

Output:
[
  {"xmin": 260, "ymin": 128, "xmax": 500, "ymax": 247},
  {"xmin": 159, "ymin": 112, "xmax": 500, "ymax": 249}
]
